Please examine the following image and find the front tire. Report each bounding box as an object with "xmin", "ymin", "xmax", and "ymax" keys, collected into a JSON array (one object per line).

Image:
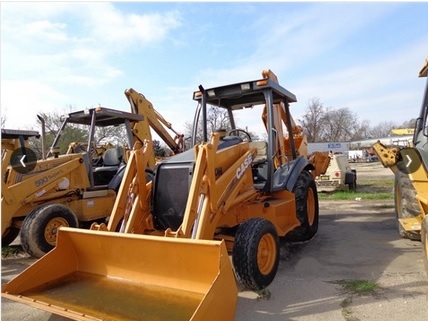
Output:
[
  {"xmin": 20, "ymin": 204, "xmax": 78, "ymax": 258},
  {"xmin": 286, "ymin": 170, "xmax": 319, "ymax": 242},
  {"xmin": 394, "ymin": 167, "xmax": 421, "ymax": 241},
  {"xmin": 232, "ymin": 218, "xmax": 280, "ymax": 291}
]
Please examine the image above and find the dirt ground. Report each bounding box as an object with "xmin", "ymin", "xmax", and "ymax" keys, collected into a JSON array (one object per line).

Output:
[
  {"xmin": 350, "ymin": 161, "xmax": 396, "ymax": 180},
  {"xmin": 2, "ymin": 162, "xmax": 427, "ymax": 321}
]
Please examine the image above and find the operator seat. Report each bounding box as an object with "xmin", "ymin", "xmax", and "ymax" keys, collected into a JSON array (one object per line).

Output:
[
  {"xmin": 249, "ymin": 141, "xmax": 268, "ymax": 188},
  {"xmin": 249, "ymin": 141, "xmax": 267, "ymax": 164},
  {"xmin": 93, "ymin": 147, "xmax": 123, "ymax": 185}
]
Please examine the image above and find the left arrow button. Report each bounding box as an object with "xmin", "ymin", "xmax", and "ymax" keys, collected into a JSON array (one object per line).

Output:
[
  {"xmin": 10, "ymin": 147, "xmax": 37, "ymax": 174},
  {"xmin": 20, "ymin": 155, "xmax": 27, "ymax": 167}
]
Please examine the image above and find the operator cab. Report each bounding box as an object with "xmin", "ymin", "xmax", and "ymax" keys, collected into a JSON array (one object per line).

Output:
[
  {"xmin": 190, "ymin": 70, "xmax": 312, "ymax": 193},
  {"xmin": 47, "ymin": 107, "xmax": 143, "ymax": 189},
  {"xmin": 150, "ymin": 69, "xmax": 315, "ymax": 232}
]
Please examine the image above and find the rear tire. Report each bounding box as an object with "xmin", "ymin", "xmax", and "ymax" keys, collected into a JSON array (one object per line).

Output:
[
  {"xmin": 232, "ymin": 218, "xmax": 279, "ymax": 291},
  {"xmin": 286, "ymin": 170, "xmax": 319, "ymax": 242},
  {"xmin": 20, "ymin": 204, "xmax": 78, "ymax": 258},
  {"xmin": 394, "ymin": 167, "xmax": 421, "ymax": 241},
  {"xmin": 1, "ymin": 227, "xmax": 20, "ymax": 247}
]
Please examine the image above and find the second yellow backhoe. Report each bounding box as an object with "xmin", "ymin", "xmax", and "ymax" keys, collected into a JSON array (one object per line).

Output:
[
  {"xmin": 2, "ymin": 70, "xmax": 326, "ymax": 320},
  {"xmin": 1, "ymin": 89, "xmax": 184, "ymax": 258}
]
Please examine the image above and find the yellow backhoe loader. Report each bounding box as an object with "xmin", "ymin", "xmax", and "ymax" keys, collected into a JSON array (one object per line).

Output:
[
  {"xmin": 2, "ymin": 70, "xmax": 324, "ymax": 320},
  {"xmin": 373, "ymin": 57, "xmax": 428, "ymax": 274},
  {"xmin": 1, "ymin": 90, "xmax": 184, "ymax": 258}
]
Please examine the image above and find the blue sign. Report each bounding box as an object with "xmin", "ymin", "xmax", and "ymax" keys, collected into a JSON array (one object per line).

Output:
[{"xmin": 328, "ymin": 143, "xmax": 341, "ymax": 149}]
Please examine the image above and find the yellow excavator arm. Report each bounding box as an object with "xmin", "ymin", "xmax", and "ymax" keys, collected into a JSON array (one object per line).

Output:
[{"xmin": 125, "ymin": 88, "xmax": 185, "ymax": 167}]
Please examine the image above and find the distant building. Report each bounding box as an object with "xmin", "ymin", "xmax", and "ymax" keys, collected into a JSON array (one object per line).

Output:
[{"xmin": 347, "ymin": 135, "xmax": 413, "ymax": 149}]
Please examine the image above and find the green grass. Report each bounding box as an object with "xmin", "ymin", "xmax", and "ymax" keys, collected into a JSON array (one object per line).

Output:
[
  {"xmin": 329, "ymin": 279, "xmax": 379, "ymax": 295},
  {"xmin": 1, "ymin": 245, "xmax": 24, "ymax": 258},
  {"xmin": 327, "ymin": 279, "xmax": 382, "ymax": 321},
  {"xmin": 318, "ymin": 191, "xmax": 393, "ymax": 201},
  {"xmin": 318, "ymin": 179, "xmax": 394, "ymax": 201}
]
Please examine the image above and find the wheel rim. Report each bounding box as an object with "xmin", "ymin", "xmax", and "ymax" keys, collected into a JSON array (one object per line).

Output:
[
  {"xmin": 307, "ymin": 187, "xmax": 315, "ymax": 226},
  {"xmin": 257, "ymin": 233, "xmax": 276, "ymax": 275},
  {"xmin": 44, "ymin": 217, "xmax": 69, "ymax": 246}
]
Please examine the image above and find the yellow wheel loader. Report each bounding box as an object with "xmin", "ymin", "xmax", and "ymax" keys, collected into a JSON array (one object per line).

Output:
[
  {"xmin": 2, "ymin": 70, "xmax": 322, "ymax": 320},
  {"xmin": 373, "ymin": 57, "xmax": 428, "ymax": 274}
]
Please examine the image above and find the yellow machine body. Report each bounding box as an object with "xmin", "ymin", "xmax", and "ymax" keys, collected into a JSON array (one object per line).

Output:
[{"xmin": 2, "ymin": 70, "xmax": 323, "ymax": 320}]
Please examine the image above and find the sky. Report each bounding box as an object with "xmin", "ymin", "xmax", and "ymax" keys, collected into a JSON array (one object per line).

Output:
[{"xmin": 1, "ymin": 1, "xmax": 428, "ymax": 141}]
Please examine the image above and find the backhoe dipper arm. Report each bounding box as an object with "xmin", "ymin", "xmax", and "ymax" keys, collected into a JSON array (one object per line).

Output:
[
  {"xmin": 260, "ymin": 70, "xmax": 305, "ymax": 167},
  {"xmin": 125, "ymin": 88, "xmax": 185, "ymax": 166}
]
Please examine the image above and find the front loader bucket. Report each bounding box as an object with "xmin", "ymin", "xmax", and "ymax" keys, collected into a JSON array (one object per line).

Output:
[{"xmin": 2, "ymin": 227, "xmax": 237, "ymax": 321}]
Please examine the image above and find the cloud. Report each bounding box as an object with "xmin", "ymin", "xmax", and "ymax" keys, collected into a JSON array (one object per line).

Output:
[
  {"xmin": 88, "ymin": 9, "xmax": 182, "ymax": 48},
  {"xmin": 1, "ymin": 80, "xmax": 69, "ymax": 129},
  {"xmin": 1, "ymin": 1, "xmax": 427, "ymax": 140},
  {"xmin": 2, "ymin": 2, "xmax": 182, "ymax": 72},
  {"xmin": 1, "ymin": 2, "xmax": 183, "ymax": 128},
  {"xmin": 195, "ymin": 3, "xmax": 402, "ymax": 82},
  {"xmin": 191, "ymin": 2, "xmax": 427, "ymax": 131}
]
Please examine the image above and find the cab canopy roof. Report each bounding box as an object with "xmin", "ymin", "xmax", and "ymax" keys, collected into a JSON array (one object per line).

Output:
[
  {"xmin": 193, "ymin": 76, "xmax": 297, "ymax": 110},
  {"xmin": 1, "ymin": 129, "xmax": 40, "ymax": 140},
  {"xmin": 63, "ymin": 107, "xmax": 143, "ymax": 127}
]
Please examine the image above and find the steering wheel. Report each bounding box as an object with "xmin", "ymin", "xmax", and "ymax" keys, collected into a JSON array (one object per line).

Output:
[{"xmin": 227, "ymin": 129, "xmax": 252, "ymax": 142}]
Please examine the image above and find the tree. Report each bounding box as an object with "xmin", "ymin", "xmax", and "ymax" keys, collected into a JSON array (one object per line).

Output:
[
  {"xmin": 184, "ymin": 106, "xmax": 231, "ymax": 144},
  {"xmin": 300, "ymin": 97, "xmax": 396, "ymax": 142},
  {"xmin": 353, "ymin": 119, "xmax": 371, "ymax": 140},
  {"xmin": 368, "ymin": 121, "xmax": 397, "ymax": 138},
  {"xmin": 29, "ymin": 111, "xmax": 87, "ymax": 157},
  {"xmin": 300, "ymin": 98, "xmax": 326, "ymax": 142},
  {"xmin": 28, "ymin": 110, "xmax": 128, "ymax": 158},
  {"xmin": 319, "ymin": 107, "xmax": 360, "ymax": 142},
  {"xmin": 153, "ymin": 140, "xmax": 171, "ymax": 158},
  {"xmin": 399, "ymin": 118, "xmax": 416, "ymax": 129},
  {"xmin": 184, "ymin": 106, "xmax": 260, "ymax": 145}
]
